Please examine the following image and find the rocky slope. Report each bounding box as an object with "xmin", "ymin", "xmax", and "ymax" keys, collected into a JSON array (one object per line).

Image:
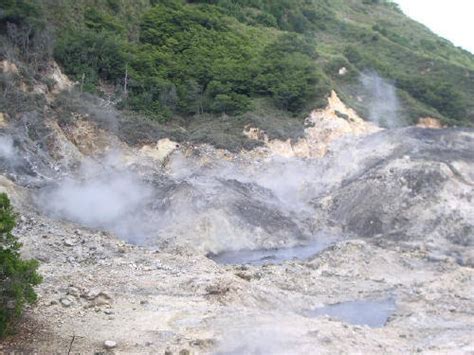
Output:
[{"xmin": 2, "ymin": 213, "xmax": 473, "ymax": 354}]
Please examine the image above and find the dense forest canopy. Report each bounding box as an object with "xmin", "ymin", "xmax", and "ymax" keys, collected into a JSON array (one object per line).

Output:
[{"xmin": 1, "ymin": 0, "xmax": 473, "ymax": 125}]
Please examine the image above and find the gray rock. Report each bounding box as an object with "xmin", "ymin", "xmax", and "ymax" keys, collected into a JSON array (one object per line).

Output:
[
  {"xmin": 60, "ymin": 297, "xmax": 73, "ymax": 307},
  {"xmin": 100, "ymin": 291, "xmax": 113, "ymax": 300},
  {"xmin": 64, "ymin": 239, "xmax": 75, "ymax": 247},
  {"xmin": 67, "ymin": 286, "xmax": 80, "ymax": 298},
  {"xmin": 83, "ymin": 289, "xmax": 101, "ymax": 300},
  {"xmin": 104, "ymin": 340, "xmax": 117, "ymax": 349},
  {"xmin": 37, "ymin": 254, "xmax": 50, "ymax": 263}
]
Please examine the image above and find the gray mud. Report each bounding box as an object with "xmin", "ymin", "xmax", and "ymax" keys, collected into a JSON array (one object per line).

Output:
[
  {"xmin": 309, "ymin": 298, "xmax": 397, "ymax": 328},
  {"xmin": 208, "ymin": 239, "xmax": 336, "ymax": 265}
]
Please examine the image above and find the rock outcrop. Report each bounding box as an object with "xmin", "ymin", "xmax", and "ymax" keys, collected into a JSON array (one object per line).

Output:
[{"xmin": 244, "ymin": 91, "xmax": 380, "ymax": 158}]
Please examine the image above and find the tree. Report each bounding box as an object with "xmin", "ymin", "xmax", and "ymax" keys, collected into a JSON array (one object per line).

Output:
[
  {"xmin": 54, "ymin": 29, "xmax": 127, "ymax": 92},
  {"xmin": 0, "ymin": 193, "xmax": 42, "ymax": 338},
  {"xmin": 255, "ymin": 34, "xmax": 323, "ymax": 112}
]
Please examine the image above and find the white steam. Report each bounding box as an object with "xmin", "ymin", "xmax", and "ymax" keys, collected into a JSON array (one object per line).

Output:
[
  {"xmin": 38, "ymin": 148, "xmax": 333, "ymax": 252},
  {"xmin": 38, "ymin": 153, "xmax": 154, "ymax": 243},
  {"xmin": 360, "ymin": 72, "xmax": 404, "ymax": 128},
  {"xmin": 37, "ymin": 127, "xmax": 400, "ymax": 253},
  {"xmin": 0, "ymin": 135, "xmax": 16, "ymax": 160}
]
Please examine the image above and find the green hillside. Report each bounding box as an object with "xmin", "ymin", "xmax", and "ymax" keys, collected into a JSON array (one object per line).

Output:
[{"xmin": 1, "ymin": 0, "xmax": 473, "ymax": 129}]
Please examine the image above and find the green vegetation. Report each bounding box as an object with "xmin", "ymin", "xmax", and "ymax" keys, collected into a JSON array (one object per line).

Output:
[
  {"xmin": 0, "ymin": 193, "xmax": 42, "ymax": 338},
  {"xmin": 1, "ymin": 0, "xmax": 473, "ymax": 126},
  {"xmin": 0, "ymin": 0, "xmax": 44, "ymax": 29},
  {"xmin": 54, "ymin": 1, "xmax": 324, "ymax": 119}
]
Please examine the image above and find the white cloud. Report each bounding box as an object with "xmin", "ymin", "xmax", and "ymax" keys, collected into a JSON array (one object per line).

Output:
[{"xmin": 395, "ymin": 0, "xmax": 474, "ymax": 53}]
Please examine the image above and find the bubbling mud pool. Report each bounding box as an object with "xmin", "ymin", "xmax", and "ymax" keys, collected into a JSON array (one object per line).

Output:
[
  {"xmin": 308, "ymin": 298, "xmax": 397, "ymax": 328},
  {"xmin": 208, "ymin": 239, "xmax": 335, "ymax": 265}
]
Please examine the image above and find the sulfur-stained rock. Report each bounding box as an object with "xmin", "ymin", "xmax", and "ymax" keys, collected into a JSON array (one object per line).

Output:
[{"xmin": 243, "ymin": 91, "xmax": 380, "ymax": 158}]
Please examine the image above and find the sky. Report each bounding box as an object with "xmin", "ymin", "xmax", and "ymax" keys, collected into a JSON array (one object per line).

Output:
[{"xmin": 394, "ymin": 0, "xmax": 474, "ymax": 54}]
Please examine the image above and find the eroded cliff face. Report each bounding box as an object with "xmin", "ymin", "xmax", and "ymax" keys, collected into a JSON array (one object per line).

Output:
[
  {"xmin": 244, "ymin": 90, "xmax": 381, "ymax": 158},
  {"xmin": 0, "ymin": 63, "xmax": 473, "ymax": 353},
  {"xmin": 417, "ymin": 117, "xmax": 445, "ymax": 129}
]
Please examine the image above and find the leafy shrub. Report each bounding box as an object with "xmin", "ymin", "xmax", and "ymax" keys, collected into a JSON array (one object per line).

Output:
[
  {"xmin": 256, "ymin": 34, "xmax": 324, "ymax": 112},
  {"xmin": 122, "ymin": 2, "xmax": 265, "ymax": 117},
  {"xmin": 207, "ymin": 0, "xmax": 335, "ymax": 32},
  {"xmin": 397, "ymin": 77, "xmax": 467, "ymax": 120},
  {"xmin": 84, "ymin": 7, "xmax": 125, "ymax": 34},
  {"xmin": 0, "ymin": 0, "xmax": 44, "ymax": 31},
  {"xmin": 323, "ymin": 55, "xmax": 359, "ymax": 83},
  {"xmin": 54, "ymin": 29, "xmax": 127, "ymax": 92},
  {"xmin": 0, "ymin": 193, "xmax": 42, "ymax": 338},
  {"xmin": 344, "ymin": 46, "xmax": 364, "ymax": 66},
  {"xmin": 209, "ymin": 93, "xmax": 251, "ymax": 114}
]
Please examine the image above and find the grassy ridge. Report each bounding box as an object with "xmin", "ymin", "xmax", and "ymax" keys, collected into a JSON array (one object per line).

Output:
[{"xmin": 1, "ymin": 0, "xmax": 473, "ymax": 126}]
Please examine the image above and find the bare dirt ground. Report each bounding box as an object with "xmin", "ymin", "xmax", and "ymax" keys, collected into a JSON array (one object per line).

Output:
[{"xmin": 0, "ymin": 210, "xmax": 472, "ymax": 354}]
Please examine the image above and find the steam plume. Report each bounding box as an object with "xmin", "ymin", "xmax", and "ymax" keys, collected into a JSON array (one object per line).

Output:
[{"xmin": 360, "ymin": 72, "xmax": 404, "ymax": 128}]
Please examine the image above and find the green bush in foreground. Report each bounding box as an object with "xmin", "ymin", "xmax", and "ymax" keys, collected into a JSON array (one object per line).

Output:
[{"xmin": 0, "ymin": 193, "xmax": 42, "ymax": 338}]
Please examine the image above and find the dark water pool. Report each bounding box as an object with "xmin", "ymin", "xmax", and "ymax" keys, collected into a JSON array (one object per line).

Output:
[
  {"xmin": 308, "ymin": 298, "xmax": 396, "ymax": 328},
  {"xmin": 208, "ymin": 240, "xmax": 333, "ymax": 266}
]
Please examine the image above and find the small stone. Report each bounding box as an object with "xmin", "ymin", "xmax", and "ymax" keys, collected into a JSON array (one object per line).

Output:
[
  {"xmin": 83, "ymin": 289, "xmax": 101, "ymax": 300},
  {"xmin": 320, "ymin": 336, "xmax": 332, "ymax": 344},
  {"xmin": 60, "ymin": 297, "xmax": 72, "ymax": 307},
  {"xmin": 50, "ymin": 300, "xmax": 58, "ymax": 306},
  {"xmin": 67, "ymin": 286, "xmax": 80, "ymax": 298},
  {"xmin": 64, "ymin": 239, "xmax": 75, "ymax": 247},
  {"xmin": 235, "ymin": 272, "xmax": 252, "ymax": 281},
  {"xmin": 37, "ymin": 255, "xmax": 50, "ymax": 263},
  {"xmin": 104, "ymin": 340, "xmax": 117, "ymax": 349},
  {"xmin": 338, "ymin": 67, "xmax": 348, "ymax": 76},
  {"xmin": 100, "ymin": 292, "xmax": 113, "ymax": 300},
  {"xmin": 179, "ymin": 350, "xmax": 190, "ymax": 355}
]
